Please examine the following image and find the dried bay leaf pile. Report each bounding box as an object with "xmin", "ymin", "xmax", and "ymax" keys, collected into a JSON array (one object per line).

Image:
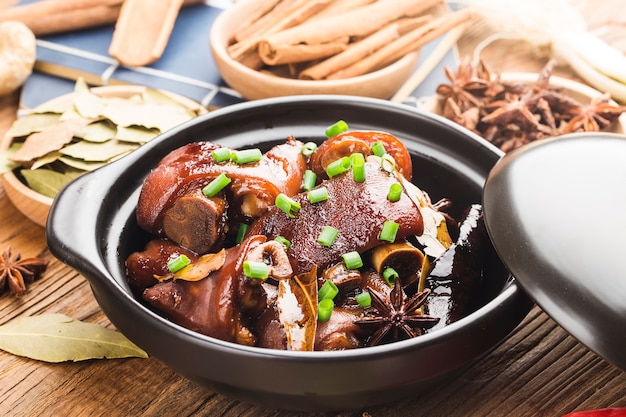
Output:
[{"xmin": 4, "ymin": 78, "xmax": 204, "ymax": 198}]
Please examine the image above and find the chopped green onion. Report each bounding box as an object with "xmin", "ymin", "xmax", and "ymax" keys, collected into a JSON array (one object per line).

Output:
[
  {"xmin": 243, "ymin": 260, "xmax": 269, "ymax": 279},
  {"xmin": 380, "ymin": 153, "xmax": 396, "ymax": 173},
  {"xmin": 167, "ymin": 254, "xmax": 190, "ymax": 273},
  {"xmin": 308, "ymin": 186, "xmax": 329, "ymax": 203},
  {"xmin": 325, "ymin": 120, "xmax": 349, "ymax": 138},
  {"xmin": 383, "ymin": 267, "xmax": 398, "ymax": 286},
  {"xmin": 202, "ymin": 173, "xmax": 231, "ymax": 198},
  {"xmin": 231, "ymin": 148, "xmax": 262, "ymax": 164},
  {"xmin": 274, "ymin": 235, "xmax": 291, "ymax": 249},
  {"xmin": 379, "ymin": 220, "xmax": 399, "ymax": 242},
  {"xmin": 350, "ymin": 153, "xmax": 366, "ymax": 183},
  {"xmin": 318, "ymin": 279, "xmax": 339, "ymax": 300},
  {"xmin": 342, "ymin": 251, "xmax": 363, "ymax": 270},
  {"xmin": 301, "ymin": 141, "xmax": 318, "ymax": 156},
  {"xmin": 370, "ymin": 141, "xmax": 386, "ymax": 157},
  {"xmin": 318, "ymin": 298, "xmax": 334, "ymax": 322},
  {"xmin": 317, "ymin": 225, "xmax": 339, "ymax": 247},
  {"xmin": 355, "ymin": 290, "xmax": 372, "ymax": 307},
  {"xmin": 326, "ymin": 156, "xmax": 351, "ymax": 177},
  {"xmin": 235, "ymin": 223, "xmax": 248, "ymax": 244},
  {"xmin": 275, "ymin": 193, "xmax": 301, "ymax": 218},
  {"xmin": 387, "ymin": 182, "xmax": 403, "ymax": 202},
  {"xmin": 211, "ymin": 147, "xmax": 232, "ymax": 163},
  {"xmin": 301, "ymin": 169, "xmax": 317, "ymax": 191}
]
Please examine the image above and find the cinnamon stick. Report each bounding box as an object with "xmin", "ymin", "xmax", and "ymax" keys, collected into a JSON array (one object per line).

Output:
[
  {"xmin": 308, "ymin": 0, "xmax": 377, "ymax": 21},
  {"xmin": 228, "ymin": 0, "xmax": 309, "ymax": 60},
  {"xmin": 238, "ymin": 51, "xmax": 265, "ymax": 70},
  {"xmin": 230, "ymin": 0, "xmax": 285, "ymax": 44},
  {"xmin": 108, "ymin": 0, "xmax": 184, "ymax": 66},
  {"xmin": 257, "ymin": 0, "xmax": 443, "ymax": 64},
  {"xmin": 327, "ymin": 9, "xmax": 474, "ymax": 79},
  {"xmin": 262, "ymin": 36, "xmax": 350, "ymax": 66},
  {"xmin": 299, "ymin": 16, "xmax": 431, "ymax": 80},
  {"xmin": 0, "ymin": 0, "xmax": 19, "ymax": 11},
  {"xmin": 228, "ymin": 0, "xmax": 332, "ymax": 61},
  {"xmin": 0, "ymin": 0, "xmax": 204, "ymax": 37},
  {"xmin": 0, "ymin": 0, "xmax": 121, "ymax": 35}
]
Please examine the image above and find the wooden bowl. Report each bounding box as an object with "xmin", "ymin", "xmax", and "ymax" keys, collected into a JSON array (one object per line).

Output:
[
  {"xmin": 209, "ymin": 0, "xmax": 420, "ymax": 100},
  {"xmin": 421, "ymin": 73, "xmax": 626, "ymax": 134},
  {"xmin": 1, "ymin": 85, "xmax": 204, "ymax": 227}
]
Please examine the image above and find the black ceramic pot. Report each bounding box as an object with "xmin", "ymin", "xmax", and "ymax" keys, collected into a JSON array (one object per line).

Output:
[{"xmin": 47, "ymin": 96, "xmax": 532, "ymax": 411}]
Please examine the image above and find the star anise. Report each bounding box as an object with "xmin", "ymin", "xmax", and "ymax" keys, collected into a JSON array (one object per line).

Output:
[
  {"xmin": 442, "ymin": 97, "xmax": 480, "ymax": 131},
  {"xmin": 481, "ymin": 90, "xmax": 555, "ymax": 137},
  {"xmin": 436, "ymin": 57, "xmax": 486, "ymax": 112},
  {"xmin": 354, "ymin": 278, "xmax": 440, "ymax": 346},
  {"xmin": 0, "ymin": 246, "xmax": 49, "ymax": 297},
  {"xmin": 561, "ymin": 93, "xmax": 626, "ymax": 134}
]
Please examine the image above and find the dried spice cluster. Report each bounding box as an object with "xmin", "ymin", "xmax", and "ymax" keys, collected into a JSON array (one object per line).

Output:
[
  {"xmin": 436, "ymin": 58, "xmax": 626, "ymax": 152},
  {"xmin": 0, "ymin": 246, "xmax": 49, "ymax": 297},
  {"xmin": 5, "ymin": 78, "xmax": 202, "ymax": 199}
]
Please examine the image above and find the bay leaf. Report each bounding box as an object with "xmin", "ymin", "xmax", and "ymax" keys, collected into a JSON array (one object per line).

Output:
[
  {"xmin": 0, "ymin": 143, "xmax": 20, "ymax": 174},
  {"xmin": 20, "ymin": 168, "xmax": 78, "ymax": 198},
  {"xmin": 60, "ymin": 105, "xmax": 84, "ymax": 121},
  {"xmin": 31, "ymin": 96, "xmax": 72, "ymax": 115},
  {"xmin": 108, "ymin": 150, "xmax": 133, "ymax": 163},
  {"xmin": 115, "ymin": 125, "xmax": 159, "ymax": 143},
  {"xmin": 72, "ymin": 77, "xmax": 105, "ymax": 119},
  {"xmin": 0, "ymin": 314, "xmax": 148, "ymax": 362},
  {"xmin": 9, "ymin": 118, "xmax": 90, "ymax": 164},
  {"xmin": 60, "ymin": 139, "xmax": 137, "ymax": 162},
  {"xmin": 75, "ymin": 120, "xmax": 117, "ymax": 143},
  {"xmin": 142, "ymin": 88, "xmax": 201, "ymax": 115},
  {"xmin": 30, "ymin": 151, "xmax": 62, "ymax": 170},
  {"xmin": 58, "ymin": 155, "xmax": 107, "ymax": 172},
  {"xmin": 6, "ymin": 113, "xmax": 62, "ymax": 138},
  {"xmin": 102, "ymin": 99, "xmax": 195, "ymax": 131}
]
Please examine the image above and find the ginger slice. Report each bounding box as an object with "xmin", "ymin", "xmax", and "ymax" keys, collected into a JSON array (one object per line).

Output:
[{"xmin": 108, "ymin": 0, "xmax": 184, "ymax": 67}]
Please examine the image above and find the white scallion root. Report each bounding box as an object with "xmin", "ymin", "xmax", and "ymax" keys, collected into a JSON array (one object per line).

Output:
[{"xmin": 451, "ymin": 0, "xmax": 626, "ymax": 103}]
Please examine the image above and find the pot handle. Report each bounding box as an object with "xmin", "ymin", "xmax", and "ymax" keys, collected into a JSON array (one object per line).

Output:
[{"xmin": 46, "ymin": 166, "xmax": 120, "ymax": 284}]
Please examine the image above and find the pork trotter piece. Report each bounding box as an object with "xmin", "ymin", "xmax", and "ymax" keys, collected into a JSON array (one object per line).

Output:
[
  {"xmin": 142, "ymin": 235, "xmax": 269, "ymax": 345},
  {"xmin": 309, "ymin": 130, "xmax": 413, "ymax": 180},
  {"xmin": 247, "ymin": 159, "xmax": 425, "ymax": 275},
  {"xmin": 136, "ymin": 137, "xmax": 306, "ymax": 254}
]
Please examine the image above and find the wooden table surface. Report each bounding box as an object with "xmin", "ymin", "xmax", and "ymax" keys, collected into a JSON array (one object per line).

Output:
[{"xmin": 1, "ymin": 2, "xmax": 625, "ymax": 416}]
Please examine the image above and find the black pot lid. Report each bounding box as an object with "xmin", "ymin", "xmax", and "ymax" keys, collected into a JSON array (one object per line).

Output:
[{"xmin": 483, "ymin": 132, "xmax": 626, "ymax": 371}]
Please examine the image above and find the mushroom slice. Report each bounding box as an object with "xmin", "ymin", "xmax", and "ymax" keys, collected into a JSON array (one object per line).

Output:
[
  {"xmin": 322, "ymin": 262, "xmax": 362, "ymax": 293},
  {"xmin": 170, "ymin": 249, "xmax": 226, "ymax": 282},
  {"xmin": 246, "ymin": 240, "xmax": 293, "ymax": 280},
  {"xmin": 370, "ymin": 239, "xmax": 425, "ymax": 286}
]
